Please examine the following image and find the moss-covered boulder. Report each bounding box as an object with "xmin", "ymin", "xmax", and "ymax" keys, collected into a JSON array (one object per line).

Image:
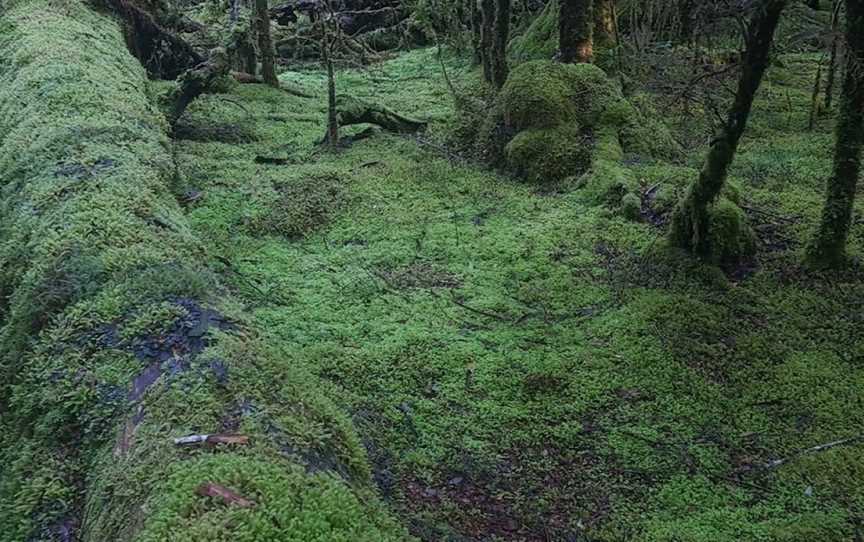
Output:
[
  {"xmin": 481, "ymin": 60, "xmax": 646, "ymax": 201},
  {"xmin": 499, "ymin": 60, "xmax": 619, "ymax": 132},
  {"xmin": 478, "ymin": 60, "xmax": 679, "ymax": 217},
  {"xmin": 0, "ymin": 3, "xmax": 408, "ymax": 541}
]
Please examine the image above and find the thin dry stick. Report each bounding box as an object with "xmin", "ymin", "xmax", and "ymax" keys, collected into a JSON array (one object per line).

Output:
[{"xmin": 764, "ymin": 435, "xmax": 864, "ymax": 470}]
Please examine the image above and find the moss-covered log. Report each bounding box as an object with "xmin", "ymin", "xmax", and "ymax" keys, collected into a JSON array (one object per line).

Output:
[
  {"xmin": 0, "ymin": 2, "xmax": 408, "ymax": 541},
  {"xmin": 335, "ymin": 96, "xmax": 427, "ymax": 133}
]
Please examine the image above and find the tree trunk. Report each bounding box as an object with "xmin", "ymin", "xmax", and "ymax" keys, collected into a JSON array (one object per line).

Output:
[
  {"xmin": 559, "ymin": 0, "xmax": 593, "ymax": 63},
  {"xmin": 824, "ymin": 1, "xmax": 841, "ymax": 110},
  {"xmin": 472, "ymin": 0, "xmax": 482, "ymax": 64},
  {"xmin": 679, "ymin": 0, "xmax": 695, "ymax": 44},
  {"xmin": 255, "ymin": 0, "xmax": 279, "ymax": 86},
  {"xmin": 807, "ymin": 0, "xmax": 864, "ymax": 268},
  {"xmin": 491, "ymin": 0, "xmax": 511, "ymax": 88},
  {"xmin": 324, "ymin": 41, "xmax": 340, "ymax": 147},
  {"xmin": 669, "ymin": 0, "xmax": 788, "ymax": 258},
  {"xmin": 98, "ymin": 0, "xmax": 203, "ymax": 79},
  {"xmin": 594, "ymin": 0, "xmax": 615, "ymax": 47},
  {"xmin": 480, "ymin": 0, "xmax": 495, "ymax": 83}
]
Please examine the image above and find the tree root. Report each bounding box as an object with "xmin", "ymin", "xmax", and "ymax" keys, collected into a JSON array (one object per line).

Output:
[
  {"xmin": 335, "ymin": 96, "xmax": 427, "ymax": 133},
  {"xmin": 164, "ymin": 49, "xmax": 230, "ymax": 124}
]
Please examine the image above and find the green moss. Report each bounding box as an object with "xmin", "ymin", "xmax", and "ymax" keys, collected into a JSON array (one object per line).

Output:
[
  {"xmin": 505, "ymin": 125, "xmax": 591, "ymax": 183},
  {"xmin": 706, "ymin": 198, "xmax": 757, "ymax": 267},
  {"xmin": 498, "ymin": 61, "xmax": 579, "ymax": 130},
  {"xmin": 0, "ymin": 3, "xmax": 407, "ymax": 541},
  {"xmin": 245, "ymin": 171, "xmax": 346, "ymax": 239},
  {"xmin": 620, "ymin": 192, "xmax": 642, "ymax": 220},
  {"xmin": 509, "ymin": 0, "xmax": 559, "ymax": 62}
]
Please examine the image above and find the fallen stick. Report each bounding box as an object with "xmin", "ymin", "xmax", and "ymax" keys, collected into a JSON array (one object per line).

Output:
[
  {"xmin": 174, "ymin": 434, "xmax": 250, "ymax": 446},
  {"xmin": 763, "ymin": 435, "xmax": 864, "ymax": 470}
]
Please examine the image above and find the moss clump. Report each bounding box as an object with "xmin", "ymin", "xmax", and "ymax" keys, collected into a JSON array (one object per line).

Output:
[
  {"xmin": 484, "ymin": 60, "xmax": 628, "ymax": 186},
  {"xmin": 246, "ymin": 172, "xmax": 346, "ymax": 239},
  {"xmin": 706, "ymin": 198, "xmax": 758, "ymax": 267},
  {"xmin": 620, "ymin": 192, "xmax": 642, "ymax": 220},
  {"xmin": 505, "ymin": 125, "xmax": 592, "ymax": 182},
  {"xmin": 499, "ymin": 62, "xmax": 579, "ymax": 130},
  {"xmin": 499, "ymin": 60, "xmax": 619, "ymax": 131},
  {"xmin": 618, "ymin": 93, "xmax": 683, "ymax": 160}
]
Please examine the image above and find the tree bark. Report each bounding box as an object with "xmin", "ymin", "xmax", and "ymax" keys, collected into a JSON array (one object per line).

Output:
[
  {"xmin": 807, "ymin": 0, "xmax": 864, "ymax": 268},
  {"xmin": 559, "ymin": 0, "xmax": 593, "ymax": 63},
  {"xmin": 491, "ymin": 0, "xmax": 511, "ymax": 88},
  {"xmin": 256, "ymin": 0, "xmax": 279, "ymax": 86},
  {"xmin": 669, "ymin": 0, "xmax": 788, "ymax": 258},
  {"xmin": 594, "ymin": 0, "xmax": 615, "ymax": 47},
  {"xmin": 679, "ymin": 0, "xmax": 695, "ymax": 44},
  {"xmin": 824, "ymin": 1, "xmax": 841, "ymax": 110},
  {"xmin": 325, "ymin": 41, "xmax": 340, "ymax": 146},
  {"xmin": 480, "ymin": 0, "xmax": 495, "ymax": 83},
  {"xmin": 472, "ymin": 0, "xmax": 482, "ymax": 64}
]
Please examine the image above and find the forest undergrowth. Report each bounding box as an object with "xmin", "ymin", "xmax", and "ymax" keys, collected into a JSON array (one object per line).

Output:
[{"xmin": 173, "ymin": 45, "xmax": 864, "ymax": 541}]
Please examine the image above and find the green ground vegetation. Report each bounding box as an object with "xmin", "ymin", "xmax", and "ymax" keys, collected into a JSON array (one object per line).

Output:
[
  {"xmin": 1, "ymin": 1, "xmax": 863, "ymax": 541},
  {"xmin": 166, "ymin": 45, "xmax": 863, "ymax": 541}
]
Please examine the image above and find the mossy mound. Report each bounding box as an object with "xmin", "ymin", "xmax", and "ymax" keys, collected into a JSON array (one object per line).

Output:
[
  {"xmin": 706, "ymin": 197, "xmax": 758, "ymax": 267},
  {"xmin": 499, "ymin": 60, "xmax": 619, "ymax": 131},
  {"xmin": 476, "ymin": 60, "xmax": 687, "ymax": 222},
  {"xmin": 0, "ymin": 3, "xmax": 407, "ymax": 541},
  {"xmin": 505, "ymin": 125, "xmax": 592, "ymax": 183},
  {"xmin": 481, "ymin": 60, "xmax": 676, "ymax": 202}
]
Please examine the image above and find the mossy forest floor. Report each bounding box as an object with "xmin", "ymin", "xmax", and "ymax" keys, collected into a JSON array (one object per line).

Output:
[{"xmin": 171, "ymin": 49, "xmax": 863, "ymax": 541}]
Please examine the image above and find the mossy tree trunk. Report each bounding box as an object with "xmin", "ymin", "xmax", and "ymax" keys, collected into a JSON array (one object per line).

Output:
[
  {"xmin": 594, "ymin": 0, "xmax": 616, "ymax": 47},
  {"xmin": 472, "ymin": 0, "xmax": 482, "ymax": 64},
  {"xmin": 480, "ymin": 0, "xmax": 495, "ymax": 83},
  {"xmin": 559, "ymin": 0, "xmax": 593, "ymax": 63},
  {"xmin": 669, "ymin": 0, "xmax": 787, "ymax": 258},
  {"xmin": 806, "ymin": 0, "xmax": 864, "ymax": 268},
  {"xmin": 679, "ymin": 0, "xmax": 695, "ymax": 44},
  {"xmin": 99, "ymin": 0, "xmax": 203, "ymax": 79},
  {"xmin": 824, "ymin": 0, "xmax": 841, "ymax": 110},
  {"xmin": 491, "ymin": 0, "xmax": 511, "ymax": 88},
  {"xmin": 255, "ymin": 0, "xmax": 279, "ymax": 86}
]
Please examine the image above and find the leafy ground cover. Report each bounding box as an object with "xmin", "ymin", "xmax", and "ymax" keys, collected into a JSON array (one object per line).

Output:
[{"xmin": 153, "ymin": 45, "xmax": 864, "ymax": 541}]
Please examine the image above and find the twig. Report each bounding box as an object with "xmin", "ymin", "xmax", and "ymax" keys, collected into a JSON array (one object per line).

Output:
[{"xmin": 763, "ymin": 435, "xmax": 864, "ymax": 470}]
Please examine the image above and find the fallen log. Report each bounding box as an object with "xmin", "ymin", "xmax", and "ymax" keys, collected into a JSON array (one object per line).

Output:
[
  {"xmin": 336, "ymin": 96, "xmax": 427, "ymax": 133},
  {"xmin": 0, "ymin": 2, "xmax": 408, "ymax": 540}
]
